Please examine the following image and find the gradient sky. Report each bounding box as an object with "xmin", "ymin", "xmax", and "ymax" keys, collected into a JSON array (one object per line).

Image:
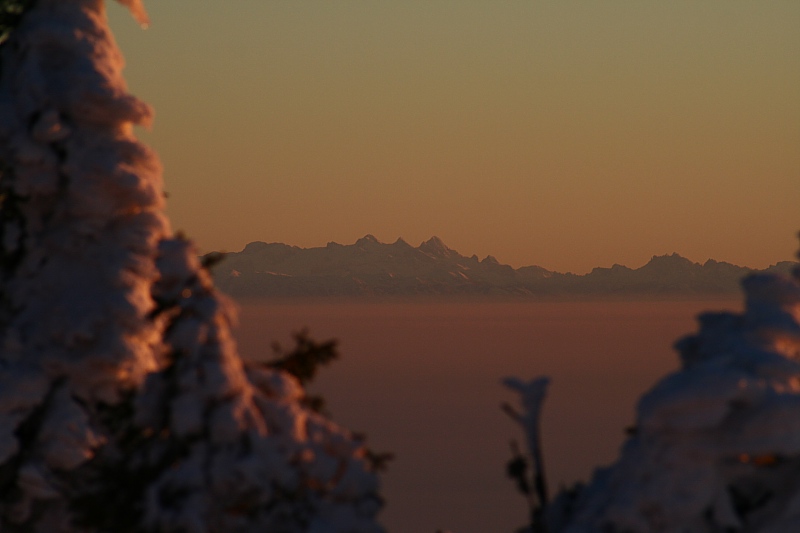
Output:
[{"xmin": 107, "ymin": 1, "xmax": 799, "ymax": 274}]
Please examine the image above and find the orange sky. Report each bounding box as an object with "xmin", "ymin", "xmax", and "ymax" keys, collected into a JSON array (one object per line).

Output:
[{"xmin": 108, "ymin": 2, "xmax": 799, "ymax": 274}]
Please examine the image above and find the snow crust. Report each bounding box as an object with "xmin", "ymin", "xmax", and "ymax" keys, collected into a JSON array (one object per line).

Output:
[
  {"xmin": 546, "ymin": 271, "xmax": 800, "ymax": 533},
  {"xmin": 0, "ymin": 1, "xmax": 383, "ymax": 531}
]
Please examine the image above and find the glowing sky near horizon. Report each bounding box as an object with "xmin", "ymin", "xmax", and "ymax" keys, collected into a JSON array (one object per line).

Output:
[{"xmin": 108, "ymin": 1, "xmax": 799, "ymax": 274}]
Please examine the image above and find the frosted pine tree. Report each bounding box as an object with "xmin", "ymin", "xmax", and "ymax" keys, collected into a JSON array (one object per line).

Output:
[
  {"xmin": 0, "ymin": 1, "xmax": 383, "ymax": 532},
  {"xmin": 507, "ymin": 264, "xmax": 800, "ymax": 532}
]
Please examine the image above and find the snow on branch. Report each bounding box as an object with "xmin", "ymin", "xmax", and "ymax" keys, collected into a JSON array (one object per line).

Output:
[
  {"xmin": 538, "ymin": 271, "xmax": 800, "ymax": 532},
  {"xmin": 0, "ymin": 1, "xmax": 384, "ymax": 531},
  {"xmin": 115, "ymin": 0, "xmax": 149, "ymax": 28}
]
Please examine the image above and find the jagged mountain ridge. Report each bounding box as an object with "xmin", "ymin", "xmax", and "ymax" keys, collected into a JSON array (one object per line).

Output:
[{"xmin": 208, "ymin": 235, "xmax": 796, "ymax": 298}]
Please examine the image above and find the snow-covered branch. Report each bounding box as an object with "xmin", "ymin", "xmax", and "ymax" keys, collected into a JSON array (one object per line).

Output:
[
  {"xmin": 0, "ymin": 2, "xmax": 384, "ymax": 531},
  {"xmin": 535, "ymin": 270, "xmax": 800, "ymax": 532}
]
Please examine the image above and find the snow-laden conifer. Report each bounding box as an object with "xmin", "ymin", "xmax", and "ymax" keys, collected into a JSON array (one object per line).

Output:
[
  {"xmin": 0, "ymin": 1, "xmax": 383, "ymax": 531},
  {"xmin": 528, "ymin": 268, "xmax": 800, "ymax": 532}
]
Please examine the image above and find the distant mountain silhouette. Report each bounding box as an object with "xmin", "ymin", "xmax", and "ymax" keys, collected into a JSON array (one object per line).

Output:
[{"xmin": 207, "ymin": 236, "xmax": 796, "ymax": 298}]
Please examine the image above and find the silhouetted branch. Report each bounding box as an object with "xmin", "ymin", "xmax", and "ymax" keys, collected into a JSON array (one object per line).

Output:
[{"xmin": 503, "ymin": 376, "xmax": 551, "ymax": 533}]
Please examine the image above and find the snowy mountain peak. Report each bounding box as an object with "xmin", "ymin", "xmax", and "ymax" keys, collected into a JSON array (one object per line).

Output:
[
  {"xmin": 243, "ymin": 241, "xmax": 269, "ymax": 253},
  {"xmin": 242, "ymin": 241, "xmax": 292, "ymax": 254},
  {"xmin": 419, "ymin": 236, "xmax": 452, "ymax": 256},
  {"xmin": 649, "ymin": 252, "xmax": 694, "ymax": 265},
  {"xmin": 209, "ymin": 238, "xmax": 798, "ymax": 298},
  {"xmin": 356, "ymin": 234, "xmax": 381, "ymax": 246}
]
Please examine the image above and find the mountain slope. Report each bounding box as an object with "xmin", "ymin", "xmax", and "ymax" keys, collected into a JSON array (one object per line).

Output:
[{"xmin": 208, "ymin": 236, "xmax": 796, "ymax": 298}]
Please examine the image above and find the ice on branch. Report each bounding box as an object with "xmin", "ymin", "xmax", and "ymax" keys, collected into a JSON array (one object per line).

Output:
[{"xmin": 0, "ymin": 1, "xmax": 383, "ymax": 531}]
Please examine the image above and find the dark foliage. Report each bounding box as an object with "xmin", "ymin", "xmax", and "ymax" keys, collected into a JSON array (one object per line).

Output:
[
  {"xmin": 200, "ymin": 251, "xmax": 225, "ymax": 270},
  {"xmin": 266, "ymin": 332, "xmax": 394, "ymax": 473},
  {"xmin": 268, "ymin": 329, "xmax": 340, "ymax": 387},
  {"xmin": 506, "ymin": 443, "xmax": 531, "ymax": 496},
  {"xmin": 363, "ymin": 448, "xmax": 394, "ymax": 474},
  {"xmin": 0, "ymin": 0, "xmax": 34, "ymax": 44}
]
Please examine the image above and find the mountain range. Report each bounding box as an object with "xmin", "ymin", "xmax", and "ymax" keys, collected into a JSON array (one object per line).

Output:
[{"xmin": 207, "ymin": 235, "xmax": 797, "ymax": 299}]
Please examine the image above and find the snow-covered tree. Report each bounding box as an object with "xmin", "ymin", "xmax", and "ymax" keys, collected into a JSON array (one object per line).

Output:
[
  {"xmin": 0, "ymin": 1, "xmax": 383, "ymax": 532},
  {"xmin": 506, "ymin": 264, "xmax": 800, "ymax": 532}
]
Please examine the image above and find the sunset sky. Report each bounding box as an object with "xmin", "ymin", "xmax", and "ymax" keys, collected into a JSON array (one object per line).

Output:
[{"xmin": 108, "ymin": 1, "xmax": 799, "ymax": 274}]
